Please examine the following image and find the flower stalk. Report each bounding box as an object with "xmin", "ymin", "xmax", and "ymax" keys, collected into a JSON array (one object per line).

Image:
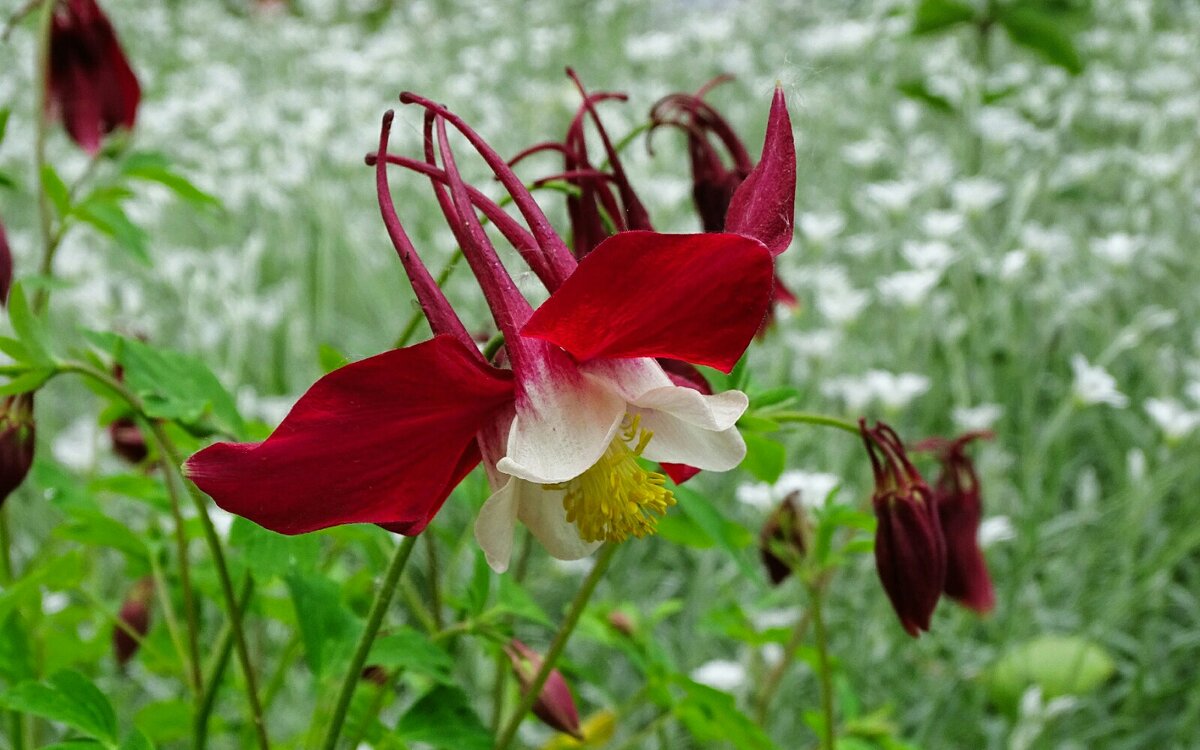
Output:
[
  {"xmin": 493, "ymin": 543, "xmax": 617, "ymax": 750},
  {"xmin": 319, "ymin": 533, "xmax": 419, "ymax": 750}
]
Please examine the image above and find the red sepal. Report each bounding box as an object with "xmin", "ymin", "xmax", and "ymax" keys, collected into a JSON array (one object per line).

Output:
[
  {"xmin": 186, "ymin": 336, "xmax": 514, "ymax": 535},
  {"xmin": 725, "ymin": 87, "xmax": 795, "ymax": 257},
  {"xmin": 522, "ymin": 231, "xmax": 773, "ymax": 374}
]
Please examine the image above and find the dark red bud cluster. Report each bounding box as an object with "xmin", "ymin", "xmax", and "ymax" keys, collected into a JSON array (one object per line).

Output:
[{"xmin": 0, "ymin": 394, "xmax": 36, "ymax": 508}]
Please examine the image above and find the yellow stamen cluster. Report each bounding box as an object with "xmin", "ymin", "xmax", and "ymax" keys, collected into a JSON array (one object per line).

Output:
[{"xmin": 549, "ymin": 415, "xmax": 675, "ymax": 543}]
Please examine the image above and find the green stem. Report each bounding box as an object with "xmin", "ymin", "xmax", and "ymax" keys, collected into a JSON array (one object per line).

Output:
[
  {"xmin": 493, "ymin": 543, "xmax": 617, "ymax": 750},
  {"xmin": 768, "ymin": 411, "xmax": 860, "ymax": 436},
  {"xmin": 194, "ymin": 577, "xmax": 254, "ymax": 750},
  {"xmin": 752, "ymin": 608, "xmax": 812, "ymax": 725},
  {"xmin": 146, "ymin": 533, "xmax": 196, "ymax": 696},
  {"xmin": 808, "ymin": 582, "xmax": 836, "ymax": 750},
  {"xmin": 58, "ymin": 363, "xmax": 269, "ymax": 749},
  {"xmin": 30, "ymin": 0, "xmax": 54, "ymax": 314},
  {"xmin": 150, "ymin": 428, "xmax": 203, "ymax": 697},
  {"xmin": 425, "ymin": 534, "xmax": 444, "ymax": 630},
  {"xmin": 319, "ymin": 534, "xmax": 419, "ymax": 750}
]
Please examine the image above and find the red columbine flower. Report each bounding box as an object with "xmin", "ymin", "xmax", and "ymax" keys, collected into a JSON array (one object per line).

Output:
[
  {"xmin": 48, "ymin": 0, "xmax": 141, "ymax": 155},
  {"xmin": 187, "ymin": 97, "xmax": 777, "ymax": 572},
  {"xmin": 650, "ymin": 79, "xmax": 799, "ymax": 325},
  {"xmin": 113, "ymin": 576, "xmax": 153, "ymax": 667},
  {"xmin": 0, "ymin": 394, "xmax": 35, "ymax": 508},
  {"xmin": 860, "ymin": 419, "xmax": 946, "ymax": 637},
  {"xmin": 915, "ymin": 431, "xmax": 995, "ymax": 614},
  {"xmin": 505, "ymin": 640, "xmax": 584, "ymax": 740}
]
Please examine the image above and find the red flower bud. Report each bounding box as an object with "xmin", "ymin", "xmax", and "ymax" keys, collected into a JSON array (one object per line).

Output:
[
  {"xmin": 759, "ymin": 493, "xmax": 807, "ymax": 585},
  {"xmin": 109, "ymin": 416, "xmax": 148, "ymax": 464},
  {"xmin": 860, "ymin": 420, "xmax": 945, "ymax": 637},
  {"xmin": 915, "ymin": 432, "xmax": 995, "ymax": 614},
  {"xmin": 360, "ymin": 665, "xmax": 388, "ymax": 686},
  {"xmin": 0, "ymin": 394, "xmax": 36, "ymax": 508},
  {"xmin": 113, "ymin": 576, "xmax": 153, "ymax": 667},
  {"xmin": 504, "ymin": 639, "xmax": 583, "ymax": 740},
  {"xmin": 606, "ymin": 610, "xmax": 635, "ymax": 637},
  {"xmin": 48, "ymin": 0, "xmax": 141, "ymax": 154}
]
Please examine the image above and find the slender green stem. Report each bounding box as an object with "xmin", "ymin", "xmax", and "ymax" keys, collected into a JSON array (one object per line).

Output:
[
  {"xmin": 753, "ymin": 609, "xmax": 812, "ymax": 725},
  {"xmin": 77, "ymin": 587, "xmax": 169, "ymax": 663},
  {"xmin": 494, "ymin": 543, "xmax": 618, "ymax": 750},
  {"xmin": 146, "ymin": 534, "xmax": 195, "ymax": 695},
  {"xmin": 57, "ymin": 363, "xmax": 269, "ymax": 749},
  {"xmin": 807, "ymin": 582, "xmax": 836, "ymax": 750},
  {"xmin": 319, "ymin": 534, "xmax": 419, "ymax": 750},
  {"xmin": 194, "ymin": 577, "xmax": 254, "ymax": 750},
  {"xmin": 150, "ymin": 429, "xmax": 203, "ymax": 697},
  {"xmin": 153, "ymin": 424, "xmax": 270, "ymax": 750},
  {"xmin": 768, "ymin": 411, "xmax": 860, "ymax": 436},
  {"xmin": 425, "ymin": 534, "xmax": 444, "ymax": 630},
  {"xmin": 481, "ymin": 332, "xmax": 505, "ymax": 362},
  {"xmin": 30, "ymin": 0, "xmax": 54, "ymax": 315},
  {"xmin": 612, "ymin": 710, "xmax": 670, "ymax": 750}
]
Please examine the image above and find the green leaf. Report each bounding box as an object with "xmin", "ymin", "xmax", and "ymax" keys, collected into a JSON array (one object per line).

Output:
[
  {"xmin": 985, "ymin": 634, "xmax": 1116, "ymax": 713},
  {"xmin": 492, "ymin": 574, "xmax": 552, "ymax": 626},
  {"xmin": 119, "ymin": 730, "xmax": 155, "ymax": 750},
  {"xmin": 318, "ymin": 343, "xmax": 349, "ymax": 374},
  {"xmin": 285, "ymin": 571, "xmax": 359, "ymax": 677},
  {"xmin": 0, "ymin": 552, "xmax": 86, "ymax": 622},
  {"xmin": 897, "ymin": 79, "xmax": 957, "ymax": 114},
  {"xmin": 673, "ymin": 484, "xmax": 757, "ymax": 580},
  {"xmin": 0, "ymin": 336, "xmax": 31, "ymax": 363},
  {"xmin": 749, "ymin": 386, "xmax": 799, "ymax": 410},
  {"xmin": 672, "ymin": 677, "xmax": 778, "ymax": 750},
  {"xmin": 0, "ymin": 671, "xmax": 119, "ymax": 747},
  {"xmin": 367, "ymin": 627, "xmax": 455, "ymax": 683},
  {"xmin": 0, "ymin": 170, "xmax": 17, "ymax": 190},
  {"xmin": 1000, "ymin": 7, "xmax": 1083, "ymax": 74},
  {"xmin": 462, "ymin": 548, "xmax": 492, "ymax": 616},
  {"xmin": 133, "ymin": 700, "xmax": 192, "ymax": 744},
  {"xmin": 741, "ymin": 432, "xmax": 786, "ymax": 484},
  {"xmin": 0, "ymin": 367, "xmax": 54, "ymax": 396},
  {"xmin": 86, "ymin": 332, "xmax": 246, "ymax": 438},
  {"xmin": 0, "ymin": 108, "xmax": 10, "ymax": 144},
  {"xmin": 122, "ymin": 153, "xmax": 221, "ymax": 209},
  {"xmin": 395, "ymin": 686, "xmax": 493, "ymax": 750},
  {"xmin": 229, "ymin": 517, "xmax": 320, "ymax": 579},
  {"xmin": 41, "ymin": 165, "xmax": 71, "ymax": 219},
  {"xmin": 736, "ymin": 415, "xmax": 780, "ymax": 433},
  {"xmin": 912, "ymin": 0, "xmax": 976, "ymax": 34},
  {"xmin": 7, "ymin": 283, "xmax": 54, "ymax": 366},
  {"xmin": 55, "ymin": 511, "xmax": 150, "ymax": 562},
  {"xmin": 73, "ymin": 201, "xmax": 151, "ymax": 265},
  {"xmin": 655, "ymin": 512, "xmax": 717, "ymax": 549},
  {"xmin": 0, "ymin": 615, "xmax": 36, "ymax": 683}
]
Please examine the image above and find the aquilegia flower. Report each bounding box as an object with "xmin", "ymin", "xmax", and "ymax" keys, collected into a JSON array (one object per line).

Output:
[
  {"xmin": 0, "ymin": 394, "xmax": 36, "ymax": 507},
  {"xmin": 188, "ymin": 92, "xmax": 786, "ymax": 573},
  {"xmin": 915, "ymin": 431, "xmax": 995, "ymax": 614},
  {"xmin": 860, "ymin": 419, "xmax": 946, "ymax": 637},
  {"xmin": 48, "ymin": 0, "xmax": 140, "ymax": 154}
]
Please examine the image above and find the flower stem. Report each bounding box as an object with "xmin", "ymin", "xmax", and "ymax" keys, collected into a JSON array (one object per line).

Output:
[
  {"xmin": 194, "ymin": 576, "xmax": 254, "ymax": 750},
  {"xmin": 0, "ymin": 505, "xmax": 13, "ymax": 584},
  {"xmin": 149, "ymin": 425, "xmax": 203, "ymax": 697},
  {"xmin": 768, "ymin": 411, "xmax": 860, "ymax": 436},
  {"xmin": 752, "ymin": 608, "xmax": 812, "ymax": 725},
  {"xmin": 146, "ymin": 528, "xmax": 197, "ymax": 696},
  {"xmin": 57, "ymin": 363, "xmax": 270, "ymax": 749},
  {"xmin": 30, "ymin": 0, "xmax": 54, "ymax": 314},
  {"xmin": 493, "ymin": 543, "xmax": 617, "ymax": 750},
  {"xmin": 807, "ymin": 581, "xmax": 836, "ymax": 750},
  {"xmin": 319, "ymin": 533, "xmax": 419, "ymax": 750}
]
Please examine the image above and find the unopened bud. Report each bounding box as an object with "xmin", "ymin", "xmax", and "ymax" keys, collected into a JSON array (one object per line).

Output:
[
  {"xmin": 505, "ymin": 639, "xmax": 583, "ymax": 739},
  {"xmin": 113, "ymin": 576, "xmax": 154, "ymax": 667},
  {"xmin": 759, "ymin": 493, "xmax": 807, "ymax": 585},
  {"xmin": 607, "ymin": 610, "xmax": 635, "ymax": 637},
  {"xmin": 109, "ymin": 417, "xmax": 148, "ymax": 464},
  {"xmin": 0, "ymin": 394, "xmax": 35, "ymax": 507}
]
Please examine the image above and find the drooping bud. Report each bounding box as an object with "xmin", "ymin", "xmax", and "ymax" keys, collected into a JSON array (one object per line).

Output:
[
  {"xmin": 113, "ymin": 576, "xmax": 154, "ymax": 667},
  {"xmin": 48, "ymin": 0, "xmax": 141, "ymax": 154},
  {"xmin": 759, "ymin": 492, "xmax": 807, "ymax": 585},
  {"xmin": 915, "ymin": 431, "xmax": 995, "ymax": 614},
  {"xmin": 0, "ymin": 394, "xmax": 36, "ymax": 507},
  {"xmin": 860, "ymin": 419, "xmax": 946, "ymax": 637},
  {"xmin": 108, "ymin": 416, "xmax": 148, "ymax": 464},
  {"xmin": 606, "ymin": 610, "xmax": 635, "ymax": 637},
  {"xmin": 505, "ymin": 639, "xmax": 584, "ymax": 740},
  {"xmin": 360, "ymin": 665, "xmax": 388, "ymax": 686}
]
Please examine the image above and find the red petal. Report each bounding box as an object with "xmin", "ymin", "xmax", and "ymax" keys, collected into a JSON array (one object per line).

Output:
[
  {"xmin": 725, "ymin": 87, "xmax": 796, "ymax": 256},
  {"xmin": 521, "ymin": 231, "xmax": 773, "ymax": 373},
  {"xmin": 185, "ymin": 336, "xmax": 514, "ymax": 535},
  {"xmin": 662, "ymin": 463, "xmax": 700, "ymax": 484}
]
